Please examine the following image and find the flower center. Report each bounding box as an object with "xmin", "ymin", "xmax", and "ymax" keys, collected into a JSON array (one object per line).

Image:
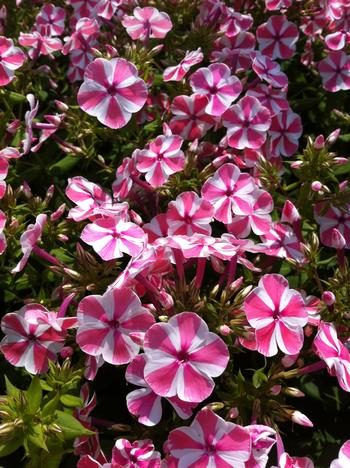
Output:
[
  {"xmin": 107, "ymin": 84, "xmax": 118, "ymax": 96},
  {"xmin": 209, "ymin": 85, "xmax": 218, "ymax": 94},
  {"xmin": 27, "ymin": 333, "xmax": 37, "ymax": 342},
  {"xmin": 225, "ymin": 189, "xmax": 233, "ymax": 197},
  {"xmin": 184, "ymin": 214, "xmax": 192, "ymax": 224},
  {"xmin": 272, "ymin": 310, "xmax": 280, "ymax": 321},
  {"xmin": 108, "ymin": 319, "xmax": 120, "ymax": 329},
  {"xmin": 206, "ymin": 443, "xmax": 216, "ymax": 454},
  {"xmin": 177, "ymin": 350, "xmax": 189, "ymax": 363}
]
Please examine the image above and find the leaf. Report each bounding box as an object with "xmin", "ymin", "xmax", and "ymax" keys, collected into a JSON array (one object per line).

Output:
[
  {"xmin": 0, "ymin": 437, "xmax": 23, "ymax": 457},
  {"xmin": 252, "ymin": 370, "xmax": 268, "ymax": 389},
  {"xmin": 42, "ymin": 394, "xmax": 60, "ymax": 417},
  {"xmin": 49, "ymin": 156, "xmax": 80, "ymax": 176},
  {"xmin": 60, "ymin": 394, "xmax": 83, "ymax": 408},
  {"xmin": 26, "ymin": 425, "xmax": 48, "ymax": 451},
  {"xmin": 54, "ymin": 410, "xmax": 95, "ymax": 440},
  {"xmin": 27, "ymin": 376, "xmax": 42, "ymax": 412},
  {"xmin": 4, "ymin": 376, "xmax": 20, "ymax": 397}
]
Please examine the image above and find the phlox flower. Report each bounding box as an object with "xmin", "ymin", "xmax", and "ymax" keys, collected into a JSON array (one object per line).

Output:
[
  {"xmin": 97, "ymin": 0, "xmax": 122, "ymax": 20},
  {"xmin": 201, "ymin": 163, "xmax": 256, "ymax": 223},
  {"xmin": 19, "ymin": 31, "xmax": 62, "ymax": 58},
  {"xmin": 313, "ymin": 322, "xmax": 350, "ymax": 392},
  {"xmin": 112, "ymin": 156, "xmax": 138, "ymax": 201},
  {"xmin": 126, "ymin": 354, "xmax": 196, "ymax": 426},
  {"xmin": 212, "ymin": 32, "xmax": 255, "ymax": 74},
  {"xmin": 136, "ymin": 134, "xmax": 185, "ymax": 188},
  {"xmin": 265, "ymin": 0, "xmax": 292, "ymax": 10},
  {"xmin": 219, "ymin": 7, "xmax": 253, "ymax": 37},
  {"xmin": 35, "ymin": 3, "xmax": 66, "ymax": 36},
  {"xmin": 189, "ymin": 63, "xmax": 242, "ymax": 116},
  {"xmin": 0, "ymin": 209, "xmax": 6, "ymax": 255},
  {"xmin": 318, "ymin": 51, "xmax": 350, "ymax": 92},
  {"xmin": 245, "ymin": 424, "xmax": 276, "ymax": 468},
  {"xmin": 246, "ymin": 84, "xmax": 289, "ymax": 116},
  {"xmin": 244, "ymin": 274, "xmax": 308, "ymax": 357},
  {"xmin": 258, "ymin": 223, "xmax": 306, "ymax": 262},
  {"xmin": 0, "ymin": 303, "xmax": 73, "ymax": 374},
  {"xmin": 251, "ymin": 51, "xmax": 288, "ymax": 88},
  {"xmin": 165, "ymin": 408, "xmax": 251, "ymax": 467},
  {"xmin": 143, "ymin": 312, "xmax": 229, "ymax": 402},
  {"xmin": 143, "ymin": 214, "xmax": 169, "ymax": 244},
  {"xmin": 169, "ymin": 234, "xmax": 238, "ymax": 261},
  {"xmin": 169, "ymin": 94, "xmax": 216, "ymax": 140},
  {"xmin": 166, "ymin": 191, "xmax": 214, "ymax": 236},
  {"xmin": 77, "ymin": 287, "xmax": 155, "ymax": 365},
  {"xmin": 227, "ymin": 189, "xmax": 274, "ymax": 238},
  {"xmin": 0, "ymin": 156, "xmax": 8, "ymax": 199},
  {"xmin": 122, "ymin": 7, "xmax": 172, "ymax": 41},
  {"xmin": 22, "ymin": 93, "xmax": 39, "ymax": 155},
  {"xmin": 222, "ymin": 96, "xmax": 271, "ymax": 150},
  {"xmin": 330, "ymin": 440, "xmax": 350, "ymax": 468},
  {"xmin": 0, "ymin": 36, "xmax": 25, "ymax": 86},
  {"xmin": 77, "ymin": 58, "xmax": 148, "ymax": 129},
  {"xmin": 268, "ymin": 109, "xmax": 303, "ymax": 157},
  {"xmin": 11, "ymin": 213, "xmax": 47, "ymax": 274},
  {"xmin": 163, "ymin": 48, "xmax": 203, "ymax": 82},
  {"xmin": 314, "ymin": 203, "xmax": 350, "ymax": 249},
  {"xmin": 256, "ymin": 16, "xmax": 299, "ymax": 60},
  {"xmin": 279, "ymin": 452, "xmax": 315, "ymax": 468},
  {"xmin": 81, "ymin": 216, "xmax": 146, "ymax": 261}
]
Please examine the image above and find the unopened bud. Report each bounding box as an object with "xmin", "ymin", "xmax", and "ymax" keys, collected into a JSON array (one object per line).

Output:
[
  {"xmin": 333, "ymin": 157, "xmax": 348, "ymax": 165},
  {"xmin": 129, "ymin": 209, "xmax": 143, "ymax": 225},
  {"xmin": 55, "ymin": 100, "xmax": 69, "ymax": 112},
  {"xmin": 158, "ymin": 315, "xmax": 169, "ymax": 322},
  {"xmin": 21, "ymin": 180, "xmax": 32, "ymax": 198},
  {"xmin": 291, "ymin": 410, "xmax": 313, "ymax": 427},
  {"xmin": 322, "ymin": 290, "xmax": 336, "ymax": 306},
  {"xmin": 330, "ymin": 228, "xmax": 346, "ymax": 249},
  {"xmin": 57, "ymin": 234, "xmax": 69, "ymax": 242},
  {"xmin": 105, "ymin": 44, "xmax": 118, "ymax": 57},
  {"xmin": 60, "ymin": 346, "xmax": 73, "ymax": 359},
  {"xmin": 219, "ymin": 325, "xmax": 232, "ymax": 336},
  {"xmin": 311, "ymin": 181, "xmax": 323, "ymax": 192},
  {"xmin": 50, "ymin": 203, "xmax": 66, "ymax": 221},
  {"xmin": 228, "ymin": 407, "xmax": 239, "ymax": 419},
  {"xmin": 290, "ymin": 161, "xmax": 303, "ymax": 169},
  {"xmin": 284, "ymin": 387, "xmax": 305, "ymax": 398},
  {"xmin": 159, "ymin": 291, "xmax": 174, "ymax": 310},
  {"xmin": 326, "ymin": 128, "xmax": 340, "ymax": 145},
  {"xmin": 203, "ymin": 402, "xmax": 224, "ymax": 412},
  {"xmin": 314, "ymin": 135, "xmax": 324, "ymax": 149},
  {"xmin": 270, "ymin": 384, "xmax": 282, "ymax": 395}
]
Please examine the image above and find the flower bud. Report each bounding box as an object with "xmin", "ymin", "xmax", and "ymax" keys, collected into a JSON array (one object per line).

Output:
[
  {"xmin": 284, "ymin": 387, "xmax": 305, "ymax": 398},
  {"xmin": 281, "ymin": 353, "xmax": 299, "ymax": 368},
  {"xmin": 330, "ymin": 228, "xmax": 346, "ymax": 249},
  {"xmin": 311, "ymin": 181, "xmax": 323, "ymax": 192},
  {"xmin": 21, "ymin": 180, "xmax": 32, "ymax": 198},
  {"xmin": 219, "ymin": 325, "xmax": 232, "ymax": 336},
  {"xmin": 314, "ymin": 135, "xmax": 325, "ymax": 149},
  {"xmin": 326, "ymin": 128, "xmax": 340, "ymax": 145},
  {"xmin": 228, "ymin": 407, "xmax": 239, "ymax": 419},
  {"xmin": 322, "ymin": 291, "xmax": 336, "ymax": 306},
  {"xmin": 270, "ymin": 384, "xmax": 282, "ymax": 395},
  {"xmin": 105, "ymin": 44, "xmax": 118, "ymax": 57},
  {"xmin": 291, "ymin": 410, "xmax": 313, "ymax": 427},
  {"xmin": 290, "ymin": 161, "xmax": 303, "ymax": 169},
  {"xmin": 159, "ymin": 291, "xmax": 174, "ymax": 310},
  {"xmin": 57, "ymin": 234, "xmax": 69, "ymax": 242},
  {"xmin": 55, "ymin": 100, "xmax": 69, "ymax": 112},
  {"xmin": 60, "ymin": 346, "xmax": 73, "ymax": 358},
  {"xmin": 129, "ymin": 209, "xmax": 143, "ymax": 225},
  {"xmin": 333, "ymin": 157, "xmax": 348, "ymax": 165},
  {"xmin": 51, "ymin": 203, "xmax": 66, "ymax": 221},
  {"xmin": 158, "ymin": 315, "xmax": 169, "ymax": 322},
  {"xmin": 6, "ymin": 119, "xmax": 20, "ymax": 134},
  {"xmin": 281, "ymin": 200, "xmax": 301, "ymax": 224}
]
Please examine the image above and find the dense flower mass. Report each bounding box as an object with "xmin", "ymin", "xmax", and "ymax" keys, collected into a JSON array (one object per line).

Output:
[{"xmin": 0, "ymin": 0, "xmax": 350, "ymax": 466}]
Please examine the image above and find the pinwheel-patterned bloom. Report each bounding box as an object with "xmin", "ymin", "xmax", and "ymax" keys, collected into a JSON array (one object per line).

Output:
[
  {"xmin": 11, "ymin": 213, "xmax": 47, "ymax": 274},
  {"xmin": 246, "ymin": 84, "xmax": 289, "ymax": 116},
  {"xmin": 19, "ymin": 31, "xmax": 62, "ymax": 58},
  {"xmin": 219, "ymin": 8, "xmax": 253, "ymax": 38},
  {"xmin": 244, "ymin": 274, "xmax": 308, "ymax": 357},
  {"xmin": 268, "ymin": 109, "xmax": 303, "ymax": 157},
  {"xmin": 122, "ymin": 7, "xmax": 172, "ymax": 41},
  {"xmin": 77, "ymin": 58, "xmax": 148, "ymax": 129},
  {"xmin": 143, "ymin": 312, "xmax": 229, "ymax": 402},
  {"xmin": 279, "ymin": 452, "xmax": 315, "ymax": 468},
  {"xmin": 97, "ymin": 0, "xmax": 121, "ymax": 20},
  {"xmin": 0, "ymin": 36, "xmax": 25, "ymax": 86},
  {"xmin": 314, "ymin": 203, "xmax": 350, "ymax": 249},
  {"xmin": 169, "ymin": 234, "xmax": 238, "ymax": 260},
  {"xmin": 169, "ymin": 94, "xmax": 216, "ymax": 140},
  {"xmin": 222, "ymin": 96, "xmax": 271, "ymax": 150},
  {"xmin": 166, "ymin": 408, "xmax": 251, "ymax": 467},
  {"xmin": 330, "ymin": 440, "xmax": 350, "ymax": 468},
  {"xmin": 318, "ymin": 51, "xmax": 350, "ymax": 92},
  {"xmin": 245, "ymin": 425, "xmax": 276, "ymax": 468},
  {"xmin": 256, "ymin": 15, "xmax": 299, "ymax": 60},
  {"xmin": 189, "ymin": 63, "xmax": 242, "ymax": 116},
  {"xmin": 227, "ymin": 189, "xmax": 273, "ymax": 238},
  {"xmin": 163, "ymin": 48, "xmax": 203, "ymax": 82},
  {"xmin": 251, "ymin": 51, "xmax": 288, "ymax": 88},
  {"xmin": 201, "ymin": 163, "xmax": 256, "ymax": 223},
  {"xmin": 77, "ymin": 288, "xmax": 155, "ymax": 366},
  {"xmin": 265, "ymin": 0, "xmax": 292, "ymax": 10},
  {"xmin": 259, "ymin": 223, "xmax": 305, "ymax": 262},
  {"xmin": 136, "ymin": 134, "xmax": 185, "ymax": 188},
  {"xmin": 81, "ymin": 216, "xmax": 146, "ymax": 261},
  {"xmin": 166, "ymin": 191, "xmax": 214, "ymax": 236},
  {"xmin": 126, "ymin": 354, "xmax": 196, "ymax": 427},
  {"xmin": 313, "ymin": 322, "xmax": 350, "ymax": 392},
  {"xmin": 0, "ymin": 304, "xmax": 71, "ymax": 374},
  {"xmin": 35, "ymin": 3, "xmax": 66, "ymax": 36}
]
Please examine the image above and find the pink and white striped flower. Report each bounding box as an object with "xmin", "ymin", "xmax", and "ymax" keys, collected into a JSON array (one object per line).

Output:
[
  {"xmin": 227, "ymin": 189, "xmax": 273, "ymax": 238},
  {"xmin": 126, "ymin": 354, "xmax": 196, "ymax": 426},
  {"xmin": 77, "ymin": 288, "xmax": 155, "ymax": 365},
  {"xmin": 251, "ymin": 51, "xmax": 288, "ymax": 88},
  {"xmin": 265, "ymin": 0, "xmax": 292, "ymax": 10},
  {"xmin": 143, "ymin": 312, "xmax": 229, "ymax": 402},
  {"xmin": 256, "ymin": 16, "xmax": 299, "ymax": 60},
  {"xmin": 245, "ymin": 424, "xmax": 276, "ymax": 468},
  {"xmin": 35, "ymin": 3, "xmax": 66, "ymax": 36},
  {"xmin": 244, "ymin": 274, "xmax": 308, "ymax": 357},
  {"xmin": 77, "ymin": 58, "xmax": 148, "ymax": 129},
  {"xmin": 314, "ymin": 203, "xmax": 350, "ymax": 249},
  {"xmin": 313, "ymin": 322, "xmax": 350, "ymax": 392},
  {"xmin": 169, "ymin": 94, "xmax": 216, "ymax": 140},
  {"xmin": 0, "ymin": 36, "xmax": 25, "ymax": 86},
  {"xmin": 318, "ymin": 51, "xmax": 350, "ymax": 92},
  {"xmin": 269, "ymin": 109, "xmax": 303, "ymax": 157},
  {"xmin": 0, "ymin": 209, "xmax": 6, "ymax": 255},
  {"xmin": 11, "ymin": 213, "xmax": 47, "ymax": 274},
  {"xmin": 330, "ymin": 440, "xmax": 350, "ymax": 468},
  {"xmin": 166, "ymin": 191, "xmax": 214, "ymax": 236},
  {"xmin": 258, "ymin": 223, "xmax": 306, "ymax": 262},
  {"xmin": 189, "ymin": 63, "xmax": 242, "ymax": 116},
  {"xmin": 97, "ymin": 0, "xmax": 122, "ymax": 20},
  {"xmin": 163, "ymin": 48, "xmax": 203, "ymax": 82},
  {"xmin": 279, "ymin": 452, "xmax": 315, "ymax": 468},
  {"xmin": 219, "ymin": 8, "xmax": 253, "ymax": 38},
  {"xmin": 121, "ymin": 7, "xmax": 172, "ymax": 41},
  {"xmin": 0, "ymin": 156, "xmax": 8, "ymax": 199},
  {"xmin": 222, "ymin": 96, "xmax": 271, "ymax": 150},
  {"xmin": 246, "ymin": 84, "xmax": 289, "ymax": 116},
  {"xmin": 0, "ymin": 304, "xmax": 69, "ymax": 374},
  {"xmin": 113, "ymin": 439, "xmax": 161, "ymax": 468},
  {"xmin": 81, "ymin": 216, "xmax": 146, "ymax": 261},
  {"xmin": 166, "ymin": 408, "xmax": 251, "ymax": 467},
  {"xmin": 19, "ymin": 31, "xmax": 62, "ymax": 58},
  {"xmin": 212, "ymin": 31, "xmax": 255, "ymax": 74},
  {"xmin": 169, "ymin": 234, "xmax": 238, "ymax": 260},
  {"xmin": 201, "ymin": 163, "xmax": 256, "ymax": 223},
  {"xmin": 136, "ymin": 134, "xmax": 185, "ymax": 188}
]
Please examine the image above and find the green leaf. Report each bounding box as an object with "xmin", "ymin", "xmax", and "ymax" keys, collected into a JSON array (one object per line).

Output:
[
  {"xmin": 27, "ymin": 376, "xmax": 42, "ymax": 412},
  {"xmin": 26, "ymin": 425, "xmax": 48, "ymax": 451},
  {"xmin": 252, "ymin": 370, "xmax": 268, "ymax": 389},
  {"xmin": 54, "ymin": 410, "xmax": 95, "ymax": 440},
  {"xmin": 42, "ymin": 394, "xmax": 60, "ymax": 417},
  {"xmin": 59, "ymin": 394, "xmax": 83, "ymax": 408},
  {"xmin": 0, "ymin": 437, "xmax": 23, "ymax": 457},
  {"xmin": 4, "ymin": 376, "xmax": 20, "ymax": 397},
  {"xmin": 49, "ymin": 156, "xmax": 80, "ymax": 176}
]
